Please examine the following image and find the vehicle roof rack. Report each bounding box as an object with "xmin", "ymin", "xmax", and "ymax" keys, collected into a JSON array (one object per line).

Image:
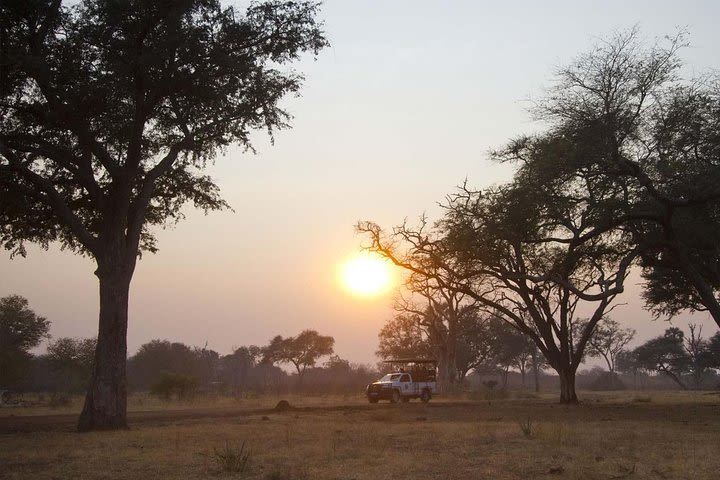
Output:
[{"xmin": 381, "ymin": 358, "xmax": 436, "ymax": 364}]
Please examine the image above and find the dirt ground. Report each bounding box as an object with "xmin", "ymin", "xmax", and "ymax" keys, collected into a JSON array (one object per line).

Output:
[{"xmin": 1, "ymin": 391, "xmax": 719, "ymax": 479}]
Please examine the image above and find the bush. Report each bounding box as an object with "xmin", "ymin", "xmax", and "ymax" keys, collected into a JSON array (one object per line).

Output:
[
  {"xmin": 212, "ymin": 441, "xmax": 252, "ymax": 474},
  {"xmin": 149, "ymin": 372, "xmax": 198, "ymax": 400}
]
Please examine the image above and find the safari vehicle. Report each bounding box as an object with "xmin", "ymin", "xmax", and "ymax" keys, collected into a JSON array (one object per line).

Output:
[{"xmin": 365, "ymin": 359, "xmax": 437, "ymax": 404}]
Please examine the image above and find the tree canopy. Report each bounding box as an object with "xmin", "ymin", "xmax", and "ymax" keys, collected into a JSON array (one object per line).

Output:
[
  {"xmin": 0, "ymin": 294, "xmax": 50, "ymax": 386},
  {"xmin": 262, "ymin": 330, "xmax": 334, "ymax": 382},
  {"xmin": 0, "ymin": 0, "xmax": 327, "ymax": 430}
]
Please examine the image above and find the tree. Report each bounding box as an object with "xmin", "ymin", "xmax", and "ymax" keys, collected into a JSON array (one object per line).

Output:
[
  {"xmin": 262, "ymin": 330, "xmax": 334, "ymax": 385},
  {"xmin": 454, "ymin": 316, "xmax": 504, "ymax": 385},
  {"xmin": 46, "ymin": 336, "xmax": 97, "ymax": 392},
  {"xmin": 529, "ymin": 27, "xmax": 720, "ymax": 326},
  {"xmin": 359, "ymin": 173, "xmax": 631, "ymax": 404},
  {"xmin": 126, "ymin": 339, "xmax": 219, "ymax": 392},
  {"xmin": 708, "ymin": 332, "xmax": 720, "ymax": 369},
  {"xmin": 0, "ymin": 294, "xmax": 50, "ymax": 386},
  {"xmin": 220, "ymin": 345, "xmax": 262, "ymax": 394},
  {"xmin": 682, "ymin": 323, "xmax": 715, "ymax": 388},
  {"xmin": 0, "ymin": 0, "xmax": 327, "ymax": 430},
  {"xmin": 581, "ymin": 317, "xmax": 635, "ymax": 373},
  {"xmin": 634, "ymin": 327, "xmax": 691, "ymax": 389},
  {"xmin": 376, "ymin": 312, "xmax": 434, "ymax": 361},
  {"xmin": 616, "ymin": 348, "xmax": 642, "ymax": 389}
]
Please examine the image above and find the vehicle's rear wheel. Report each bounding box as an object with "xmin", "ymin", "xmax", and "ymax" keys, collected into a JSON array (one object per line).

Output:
[
  {"xmin": 390, "ymin": 389, "xmax": 401, "ymax": 404},
  {"xmin": 368, "ymin": 398, "xmax": 378, "ymax": 404},
  {"xmin": 401, "ymin": 396, "xmax": 410, "ymax": 403},
  {"xmin": 420, "ymin": 389, "xmax": 431, "ymax": 403}
]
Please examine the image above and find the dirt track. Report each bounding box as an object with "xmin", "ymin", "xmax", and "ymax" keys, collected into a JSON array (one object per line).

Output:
[{"xmin": 2, "ymin": 399, "xmax": 719, "ymax": 433}]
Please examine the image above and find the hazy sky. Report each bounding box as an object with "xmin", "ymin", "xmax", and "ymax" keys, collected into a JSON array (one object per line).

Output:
[{"xmin": 2, "ymin": 1, "xmax": 720, "ymax": 364}]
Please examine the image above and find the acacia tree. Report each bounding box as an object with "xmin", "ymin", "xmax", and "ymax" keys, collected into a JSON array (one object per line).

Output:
[
  {"xmin": 580, "ymin": 317, "xmax": 635, "ymax": 373},
  {"xmin": 262, "ymin": 330, "xmax": 334, "ymax": 385},
  {"xmin": 359, "ymin": 159, "xmax": 634, "ymax": 404},
  {"xmin": 532, "ymin": 28, "xmax": 720, "ymax": 326},
  {"xmin": 0, "ymin": 0, "xmax": 327, "ymax": 430},
  {"xmin": 634, "ymin": 327, "xmax": 690, "ymax": 389},
  {"xmin": 0, "ymin": 294, "xmax": 50, "ymax": 385}
]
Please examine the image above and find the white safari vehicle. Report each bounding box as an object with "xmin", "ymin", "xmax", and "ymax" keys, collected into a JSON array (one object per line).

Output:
[{"xmin": 365, "ymin": 359, "xmax": 437, "ymax": 404}]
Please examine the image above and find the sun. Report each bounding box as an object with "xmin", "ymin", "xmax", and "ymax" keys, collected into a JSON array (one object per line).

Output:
[{"xmin": 340, "ymin": 252, "xmax": 393, "ymax": 297}]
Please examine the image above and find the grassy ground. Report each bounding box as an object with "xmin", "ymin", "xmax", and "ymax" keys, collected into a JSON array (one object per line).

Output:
[{"xmin": 1, "ymin": 391, "xmax": 719, "ymax": 479}]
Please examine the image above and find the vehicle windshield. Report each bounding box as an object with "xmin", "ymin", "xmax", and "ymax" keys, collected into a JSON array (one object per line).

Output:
[{"xmin": 379, "ymin": 374, "xmax": 402, "ymax": 382}]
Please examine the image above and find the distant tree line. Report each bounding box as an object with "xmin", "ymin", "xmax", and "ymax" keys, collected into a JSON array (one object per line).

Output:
[{"xmin": 1, "ymin": 295, "xmax": 375, "ymax": 397}]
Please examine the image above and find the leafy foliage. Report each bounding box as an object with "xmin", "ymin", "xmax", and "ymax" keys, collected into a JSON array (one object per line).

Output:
[
  {"xmin": 0, "ymin": 0, "xmax": 328, "ymax": 258},
  {"xmin": 149, "ymin": 372, "xmax": 198, "ymax": 400},
  {"xmin": 46, "ymin": 336, "xmax": 96, "ymax": 392},
  {"xmin": 0, "ymin": 294, "xmax": 50, "ymax": 385},
  {"xmin": 262, "ymin": 330, "xmax": 334, "ymax": 380},
  {"xmin": 633, "ymin": 328, "xmax": 691, "ymax": 389}
]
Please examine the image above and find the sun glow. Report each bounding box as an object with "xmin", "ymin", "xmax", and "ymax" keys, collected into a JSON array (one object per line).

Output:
[{"xmin": 340, "ymin": 253, "xmax": 393, "ymax": 297}]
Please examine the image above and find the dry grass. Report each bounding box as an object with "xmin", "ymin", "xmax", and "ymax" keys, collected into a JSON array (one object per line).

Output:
[{"xmin": 1, "ymin": 391, "xmax": 719, "ymax": 479}]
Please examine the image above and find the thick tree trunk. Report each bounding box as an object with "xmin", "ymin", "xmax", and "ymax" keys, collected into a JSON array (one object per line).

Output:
[
  {"xmin": 436, "ymin": 346, "xmax": 457, "ymax": 393},
  {"xmin": 558, "ymin": 368, "xmax": 578, "ymax": 404},
  {"xmin": 77, "ymin": 271, "xmax": 130, "ymax": 431}
]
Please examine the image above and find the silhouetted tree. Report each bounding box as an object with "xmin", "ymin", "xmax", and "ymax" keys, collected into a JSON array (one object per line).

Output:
[
  {"xmin": 262, "ymin": 330, "xmax": 334, "ymax": 385},
  {"xmin": 358, "ymin": 29, "xmax": 717, "ymax": 404},
  {"xmin": 708, "ymin": 332, "xmax": 720, "ymax": 369},
  {"xmin": 527, "ymin": 27, "xmax": 720, "ymax": 326},
  {"xmin": 616, "ymin": 348, "xmax": 644, "ymax": 389},
  {"xmin": 682, "ymin": 323, "xmax": 715, "ymax": 388},
  {"xmin": 127, "ymin": 340, "xmax": 218, "ymax": 391},
  {"xmin": 220, "ymin": 345, "xmax": 262, "ymax": 394},
  {"xmin": 0, "ymin": 0, "xmax": 327, "ymax": 430},
  {"xmin": 0, "ymin": 294, "xmax": 50, "ymax": 386},
  {"xmin": 634, "ymin": 328, "xmax": 691, "ymax": 389},
  {"xmin": 46, "ymin": 336, "xmax": 96, "ymax": 392},
  {"xmin": 580, "ymin": 317, "xmax": 635, "ymax": 373},
  {"xmin": 376, "ymin": 312, "xmax": 434, "ymax": 361}
]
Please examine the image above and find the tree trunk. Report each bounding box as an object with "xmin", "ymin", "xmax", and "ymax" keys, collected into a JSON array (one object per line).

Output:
[
  {"xmin": 77, "ymin": 271, "xmax": 130, "ymax": 431},
  {"xmin": 558, "ymin": 368, "xmax": 578, "ymax": 404},
  {"xmin": 531, "ymin": 349, "xmax": 540, "ymax": 393}
]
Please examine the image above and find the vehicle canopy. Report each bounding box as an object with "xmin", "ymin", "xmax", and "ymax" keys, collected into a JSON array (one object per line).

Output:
[{"xmin": 380, "ymin": 358, "xmax": 437, "ymax": 383}]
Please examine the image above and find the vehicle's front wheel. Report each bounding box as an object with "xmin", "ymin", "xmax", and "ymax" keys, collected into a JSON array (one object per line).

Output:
[
  {"xmin": 420, "ymin": 389, "xmax": 431, "ymax": 403},
  {"xmin": 390, "ymin": 389, "xmax": 401, "ymax": 404},
  {"xmin": 368, "ymin": 398, "xmax": 378, "ymax": 404}
]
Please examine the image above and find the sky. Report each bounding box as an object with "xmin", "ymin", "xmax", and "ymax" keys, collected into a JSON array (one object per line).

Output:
[{"xmin": 2, "ymin": 0, "xmax": 720, "ymax": 365}]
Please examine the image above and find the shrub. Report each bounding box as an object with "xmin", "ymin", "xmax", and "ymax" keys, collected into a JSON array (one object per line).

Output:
[
  {"xmin": 212, "ymin": 441, "xmax": 252, "ymax": 474},
  {"xmin": 518, "ymin": 417, "xmax": 536, "ymax": 438},
  {"xmin": 149, "ymin": 372, "xmax": 198, "ymax": 400}
]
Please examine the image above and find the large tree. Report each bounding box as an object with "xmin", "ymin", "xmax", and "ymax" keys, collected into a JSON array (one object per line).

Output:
[
  {"xmin": 0, "ymin": 0, "xmax": 326, "ymax": 429},
  {"xmin": 376, "ymin": 311, "xmax": 434, "ymax": 362},
  {"xmin": 360, "ymin": 167, "xmax": 632, "ymax": 404},
  {"xmin": 532, "ymin": 28, "xmax": 720, "ymax": 326},
  {"xmin": 0, "ymin": 294, "xmax": 50, "ymax": 385}
]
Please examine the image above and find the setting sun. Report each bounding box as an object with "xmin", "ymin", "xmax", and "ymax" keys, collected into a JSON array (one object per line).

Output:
[{"xmin": 340, "ymin": 253, "xmax": 393, "ymax": 296}]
